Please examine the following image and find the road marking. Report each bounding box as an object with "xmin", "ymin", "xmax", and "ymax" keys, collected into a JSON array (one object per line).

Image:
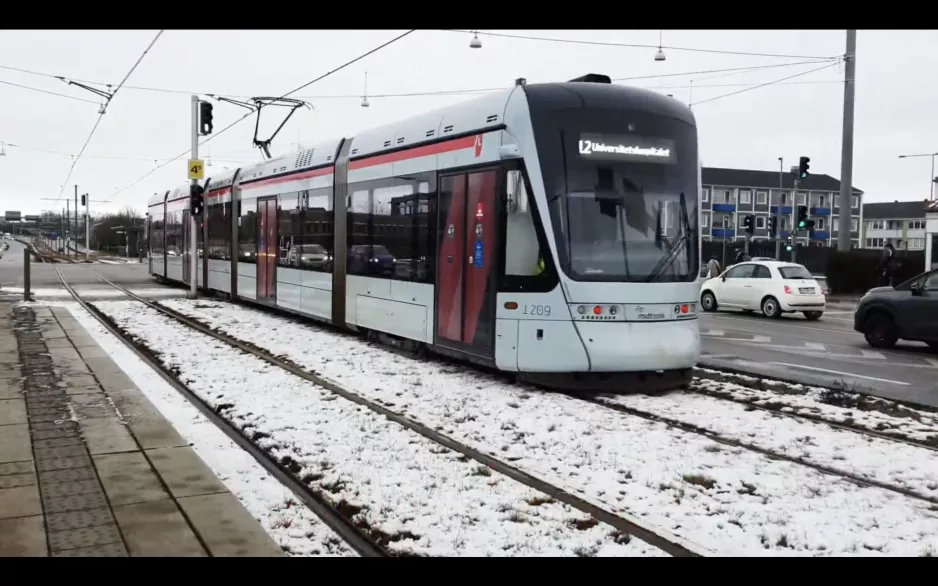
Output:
[
  {"xmin": 770, "ymin": 362, "xmax": 910, "ymax": 385},
  {"xmin": 702, "ymin": 329, "xmax": 725, "ymax": 336},
  {"xmin": 751, "ymin": 335, "xmax": 772, "ymax": 343},
  {"xmin": 701, "ymin": 313, "xmax": 853, "ymax": 336},
  {"xmin": 926, "ymin": 358, "xmax": 938, "ymax": 369},
  {"xmin": 804, "ymin": 342, "xmax": 826, "ymax": 351},
  {"xmin": 823, "ymin": 310, "xmax": 854, "ymax": 314},
  {"xmin": 860, "ymin": 349, "xmax": 886, "ymax": 360}
]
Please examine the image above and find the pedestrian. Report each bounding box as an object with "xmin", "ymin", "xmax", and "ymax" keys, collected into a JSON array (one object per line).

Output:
[
  {"xmin": 877, "ymin": 242, "xmax": 896, "ymax": 286},
  {"xmin": 706, "ymin": 255, "xmax": 722, "ymax": 278}
]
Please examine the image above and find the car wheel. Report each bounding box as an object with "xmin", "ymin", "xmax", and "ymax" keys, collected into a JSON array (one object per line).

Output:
[
  {"xmin": 700, "ymin": 290, "xmax": 718, "ymax": 312},
  {"xmin": 761, "ymin": 296, "xmax": 781, "ymax": 318},
  {"xmin": 864, "ymin": 313, "xmax": 899, "ymax": 349},
  {"xmin": 803, "ymin": 311, "xmax": 823, "ymax": 321}
]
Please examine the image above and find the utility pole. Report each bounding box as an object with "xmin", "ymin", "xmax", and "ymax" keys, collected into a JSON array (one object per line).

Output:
[
  {"xmin": 189, "ymin": 95, "xmax": 199, "ymax": 299},
  {"xmin": 791, "ymin": 177, "xmax": 800, "ymax": 264},
  {"xmin": 66, "ymin": 199, "xmax": 70, "ymax": 258},
  {"xmin": 83, "ymin": 193, "xmax": 90, "ymax": 259},
  {"xmin": 838, "ymin": 29, "xmax": 856, "ymax": 251},
  {"xmin": 775, "ymin": 157, "xmax": 783, "ymax": 259}
]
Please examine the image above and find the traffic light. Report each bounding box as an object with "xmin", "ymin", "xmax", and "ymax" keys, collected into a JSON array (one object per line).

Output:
[
  {"xmin": 190, "ymin": 183, "xmax": 204, "ymax": 216},
  {"xmin": 199, "ymin": 101, "xmax": 214, "ymax": 136},
  {"xmin": 768, "ymin": 215, "xmax": 778, "ymax": 238},
  {"xmin": 796, "ymin": 205, "xmax": 808, "ymax": 229},
  {"xmin": 803, "ymin": 218, "xmax": 816, "ymax": 231},
  {"xmin": 742, "ymin": 214, "xmax": 755, "ymax": 236},
  {"xmin": 798, "ymin": 156, "xmax": 810, "ymax": 179},
  {"xmin": 80, "ymin": 194, "xmax": 86, "ymax": 206}
]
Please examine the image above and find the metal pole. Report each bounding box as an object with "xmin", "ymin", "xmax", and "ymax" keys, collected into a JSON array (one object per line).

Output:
[
  {"xmin": 838, "ymin": 29, "xmax": 856, "ymax": 251},
  {"xmin": 189, "ymin": 94, "xmax": 198, "ymax": 299},
  {"xmin": 791, "ymin": 178, "xmax": 799, "ymax": 264},
  {"xmin": 931, "ymin": 155, "xmax": 935, "ymax": 201},
  {"xmin": 74, "ymin": 185, "xmax": 78, "ymax": 255},
  {"xmin": 23, "ymin": 248, "xmax": 30, "ymax": 302},
  {"xmin": 85, "ymin": 195, "xmax": 90, "ymax": 258},
  {"xmin": 66, "ymin": 200, "xmax": 70, "ymax": 258},
  {"xmin": 775, "ymin": 157, "xmax": 783, "ymax": 259}
]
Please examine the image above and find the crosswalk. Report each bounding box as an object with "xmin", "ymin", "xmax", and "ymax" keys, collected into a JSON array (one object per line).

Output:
[{"xmin": 701, "ymin": 327, "xmax": 938, "ymax": 366}]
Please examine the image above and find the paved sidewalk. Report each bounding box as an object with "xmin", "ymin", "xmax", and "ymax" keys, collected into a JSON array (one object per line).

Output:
[{"xmin": 0, "ymin": 301, "xmax": 284, "ymax": 557}]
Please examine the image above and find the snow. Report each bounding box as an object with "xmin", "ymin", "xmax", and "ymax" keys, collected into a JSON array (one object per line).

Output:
[
  {"xmin": 693, "ymin": 372, "xmax": 938, "ymax": 446},
  {"xmin": 597, "ymin": 391, "xmax": 938, "ymax": 501},
  {"xmin": 94, "ymin": 299, "xmax": 665, "ymax": 558},
  {"xmin": 61, "ymin": 301, "xmax": 355, "ymax": 557},
  {"xmin": 152, "ymin": 298, "xmax": 938, "ymax": 557}
]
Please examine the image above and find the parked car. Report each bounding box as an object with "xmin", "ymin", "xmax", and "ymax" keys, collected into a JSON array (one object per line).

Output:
[
  {"xmin": 699, "ymin": 260, "xmax": 826, "ymax": 320},
  {"xmin": 853, "ymin": 268, "xmax": 938, "ymax": 349}
]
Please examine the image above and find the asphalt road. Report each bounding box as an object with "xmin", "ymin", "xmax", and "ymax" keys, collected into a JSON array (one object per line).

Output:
[{"xmin": 700, "ymin": 306, "xmax": 938, "ymax": 407}]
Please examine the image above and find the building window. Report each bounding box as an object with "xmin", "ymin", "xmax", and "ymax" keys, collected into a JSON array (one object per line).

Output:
[
  {"xmin": 887, "ymin": 220, "xmax": 902, "ymax": 230},
  {"xmin": 724, "ymin": 189, "xmax": 734, "ymax": 203},
  {"xmin": 851, "ymin": 219, "xmax": 858, "ymax": 232},
  {"xmin": 868, "ymin": 220, "xmax": 884, "ymax": 230},
  {"xmin": 865, "ymin": 238, "xmax": 884, "ymax": 248},
  {"xmin": 781, "ymin": 216, "xmax": 790, "ymax": 230},
  {"xmin": 852, "ymin": 195, "xmax": 859, "ymax": 208},
  {"xmin": 817, "ymin": 193, "xmax": 827, "ymax": 207},
  {"xmin": 701, "ymin": 188, "xmax": 709, "ymax": 203},
  {"xmin": 834, "ymin": 195, "xmax": 841, "ymax": 209},
  {"xmin": 908, "ymin": 220, "xmax": 925, "ymax": 230},
  {"xmin": 701, "ymin": 213, "xmax": 709, "ymax": 228},
  {"xmin": 797, "ymin": 192, "xmax": 807, "ymax": 206},
  {"xmin": 739, "ymin": 190, "xmax": 752, "ymax": 204},
  {"xmin": 756, "ymin": 215, "xmax": 766, "ymax": 229},
  {"xmin": 772, "ymin": 191, "xmax": 789, "ymax": 206},
  {"xmin": 817, "ymin": 217, "xmax": 826, "ymax": 231},
  {"xmin": 756, "ymin": 191, "xmax": 768, "ymax": 205}
]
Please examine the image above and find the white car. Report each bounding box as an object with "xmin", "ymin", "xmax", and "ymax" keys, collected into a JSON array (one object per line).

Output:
[{"xmin": 699, "ymin": 260, "xmax": 826, "ymax": 320}]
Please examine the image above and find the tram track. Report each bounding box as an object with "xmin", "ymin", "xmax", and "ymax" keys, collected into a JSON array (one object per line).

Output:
[
  {"xmin": 85, "ymin": 271, "xmax": 710, "ymax": 558},
  {"xmin": 51, "ymin": 267, "xmax": 387, "ymax": 558},
  {"xmin": 71, "ymin": 274, "xmax": 938, "ymax": 553}
]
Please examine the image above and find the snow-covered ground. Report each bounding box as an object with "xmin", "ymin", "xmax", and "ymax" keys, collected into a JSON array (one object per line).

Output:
[
  {"xmin": 693, "ymin": 372, "xmax": 938, "ymax": 446},
  {"xmin": 93, "ymin": 300, "xmax": 666, "ymax": 557},
  {"xmin": 598, "ymin": 392, "xmax": 938, "ymax": 501},
  {"xmin": 153, "ymin": 298, "xmax": 938, "ymax": 557},
  {"xmin": 62, "ymin": 302, "xmax": 354, "ymax": 556}
]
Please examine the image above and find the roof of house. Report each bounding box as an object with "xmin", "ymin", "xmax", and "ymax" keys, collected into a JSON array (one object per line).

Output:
[
  {"xmin": 926, "ymin": 200, "xmax": 938, "ymax": 213},
  {"xmin": 862, "ymin": 200, "xmax": 930, "ymax": 220},
  {"xmin": 702, "ymin": 167, "xmax": 863, "ymax": 195}
]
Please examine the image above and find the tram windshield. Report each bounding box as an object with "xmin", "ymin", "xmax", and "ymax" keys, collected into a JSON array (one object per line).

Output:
[{"xmin": 547, "ymin": 109, "xmax": 699, "ymax": 282}]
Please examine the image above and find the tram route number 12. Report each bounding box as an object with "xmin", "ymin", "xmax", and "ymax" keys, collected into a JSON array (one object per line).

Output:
[{"xmin": 523, "ymin": 304, "xmax": 551, "ymax": 316}]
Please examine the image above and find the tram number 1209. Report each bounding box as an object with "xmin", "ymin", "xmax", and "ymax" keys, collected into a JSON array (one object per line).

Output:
[{"xmin": 523, "ymin": 304, "xmax": 551, "ymax": 316}]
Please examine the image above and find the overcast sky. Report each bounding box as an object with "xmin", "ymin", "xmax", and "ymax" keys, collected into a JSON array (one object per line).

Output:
[{"xmin": 1, "ymin": 29, "xmax": 936, "ymax": 217}]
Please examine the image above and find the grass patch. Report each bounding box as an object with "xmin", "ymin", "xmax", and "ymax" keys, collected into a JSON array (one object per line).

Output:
[{"xmin": 682, "ymin": 473, "xmax": 716, "ymax": 490}]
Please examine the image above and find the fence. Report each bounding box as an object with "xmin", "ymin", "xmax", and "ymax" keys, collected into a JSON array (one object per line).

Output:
[{"xmin": 701, "ymin": 240, "xmax": 926, "ymax": 295}]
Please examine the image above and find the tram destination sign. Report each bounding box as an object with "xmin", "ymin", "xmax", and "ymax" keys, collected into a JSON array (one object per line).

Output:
[{"xmin": 577, "ymin": 134, "xmax": 676, "ymax": 164}]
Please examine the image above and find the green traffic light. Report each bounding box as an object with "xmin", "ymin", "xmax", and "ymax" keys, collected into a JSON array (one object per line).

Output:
[
  {"xmin": 786, "ymin": 245, "xmax": 793, "ymax": 251},
  {"xmin": 798, "ymin": 221, "xmax": 805, "ymax": 228}
]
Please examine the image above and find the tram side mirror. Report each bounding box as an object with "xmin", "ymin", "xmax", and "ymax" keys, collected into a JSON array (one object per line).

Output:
[{"xmin": 506, "ymin": 170, "xmax": 529, "ymax": 215}]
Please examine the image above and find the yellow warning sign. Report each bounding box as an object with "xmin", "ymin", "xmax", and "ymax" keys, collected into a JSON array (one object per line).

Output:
[{"xmin": 187, "ymin": 159, "xmax": 204, "ymax": 180}]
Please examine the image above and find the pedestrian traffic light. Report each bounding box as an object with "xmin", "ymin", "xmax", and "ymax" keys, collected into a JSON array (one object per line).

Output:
[
  {"xmin": 803, "ymin": 218, "xmax": 816, "ymax": 231},
  {"xmin": 798, "ymin": 156, "xmax": 810, "ymax": 179},
  {"xmin": 80, "ymin": 194, "xmax": 86, "ymax": 206},
  {"xmin": 199, "ymin": 101, "xmax": 214, "ymax": 136},
  {"xmin": 768, "ymin": 215, "xmax": 778, "ymax": 238},
  {"xmin": 743, "ymin": 214, "xmax": 755, "ymax": 236},
  {"xmin": 796, "ymin": 205, "xmax": 808, "ymax": 229},
  {"xmin": 190, "ymin": 183, "xmax": 204, "ymax": 216}
]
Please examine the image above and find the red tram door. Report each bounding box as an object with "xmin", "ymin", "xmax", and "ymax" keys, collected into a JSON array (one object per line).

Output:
[
  {"xmin": 256, "ymin": 197, "xmax": 278, "ymax": 302},
  {"xmin": 435, "ymin": 170, "xmax": 499, "ymax": 357},
  {"xmin": 182, "ymin": 210, "xmax": 191, "ymax": 284}
]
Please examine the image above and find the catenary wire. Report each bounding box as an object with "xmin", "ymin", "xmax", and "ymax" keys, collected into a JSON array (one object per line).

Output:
[
  {"xmin": 107, "ymin": 29, "xmax": 416, "ymax": 201},
  {"xmin": 441, "ymin": 29, "xmax": 841, "ymax": 60},
  {"xmin": 52, "ymin": 30, "xmax": 164, "ymax": 202},
  {"xmin": 690, "ymin": 60, "xmax": 842, "ymax": 106}
]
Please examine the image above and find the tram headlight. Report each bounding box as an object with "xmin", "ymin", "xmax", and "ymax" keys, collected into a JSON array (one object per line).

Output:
[
  {"xmin": 577, "ymin": 305, "xmax": 586, "ymax": 315},
  {"xmin": 608, "ymin": 305, "xmax": 618, "ymax": 315}
]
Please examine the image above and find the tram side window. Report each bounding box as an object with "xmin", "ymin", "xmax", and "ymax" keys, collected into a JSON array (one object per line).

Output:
[
  {"xmin": 372, "ymin": 183, "xmax": 414, "ymax": 281},
  {"xmin": 206, "ymin": 201, "xmax": 230, "ymax": 260},
  {"xmin": 412, "ymin": 178, "xmax": 436, "ymax": 284},
  {"xmin": 289, "ymin": 187, "xmax": 333, "ymax": 273},
  {"xmin": 501, "ymin": 169, "xmax": 555, "ymax": 290},
  {"xmin": 150, "ymin": 213, "xmax": 164, "ymax": 255},
  {"xmin": 347, "ymin": 187, "xmax": 371, "ymax": 276},
  {"xmin": 165, "ymin": 209, "xmax": 181, "ymax": 257},
  {"xmin": 277, "ymin": 191, "xmax": 301, "ymax": 268},
  {"xmin": 238, "ymin": 198, "xmax": 258, "ymax": 264}
]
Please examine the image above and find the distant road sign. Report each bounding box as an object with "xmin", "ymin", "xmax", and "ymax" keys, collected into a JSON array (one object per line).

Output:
[
  {"xmin": 4, "ymin": 211, "xmax": 21, "ymax": 221},
  {"xmin": 187, "ymin": 159, "xmax": 204, "ymax": 180}
]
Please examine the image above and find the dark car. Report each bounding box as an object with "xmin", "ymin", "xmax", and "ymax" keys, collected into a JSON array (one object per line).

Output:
[{"xmin": 853, "ymin": 268, "xmax": 938, "ymax": 349}]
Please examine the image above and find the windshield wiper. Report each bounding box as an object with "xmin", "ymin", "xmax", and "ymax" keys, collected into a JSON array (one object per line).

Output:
[{"xmin": 645, "ymin": 192, "xmax": 694, "ymax": 283}]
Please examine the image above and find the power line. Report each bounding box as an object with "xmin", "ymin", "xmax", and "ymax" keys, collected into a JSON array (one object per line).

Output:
[
  {"xmin": 690, "ymin": 61, "xmax": 842, "ymax": 107},
  {"xmin": 52, "ymin": 30, "xmax": 164, "ymax": 202},
  {"xmin": 0, "ymin": 79, "xmax": 98, "ymax": 104},
  {"xmin": 442, "ymin": 29, "xmax": 840, "ymax": 61},
  {"xmin": 0, "ymin": 57, "xmax": 837, "ymax": 105},
  {"xmin": 108, "ymin": 29, "xmax": 417, "ymax": 201}
]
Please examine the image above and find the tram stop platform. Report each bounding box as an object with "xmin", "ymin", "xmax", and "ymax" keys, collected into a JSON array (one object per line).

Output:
[{"xmin": 0, "ymin": 300, "xmax": 284, "ymax": 557}]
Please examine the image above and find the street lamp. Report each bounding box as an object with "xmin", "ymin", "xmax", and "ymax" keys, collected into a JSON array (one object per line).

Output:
[
  {"xmin": 655, "ymin": 30, "xmax": 666, "ymax": 61},
  {"xmin": 898, "ymin": 152, "xmax": 938, "ymax": 200}
]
